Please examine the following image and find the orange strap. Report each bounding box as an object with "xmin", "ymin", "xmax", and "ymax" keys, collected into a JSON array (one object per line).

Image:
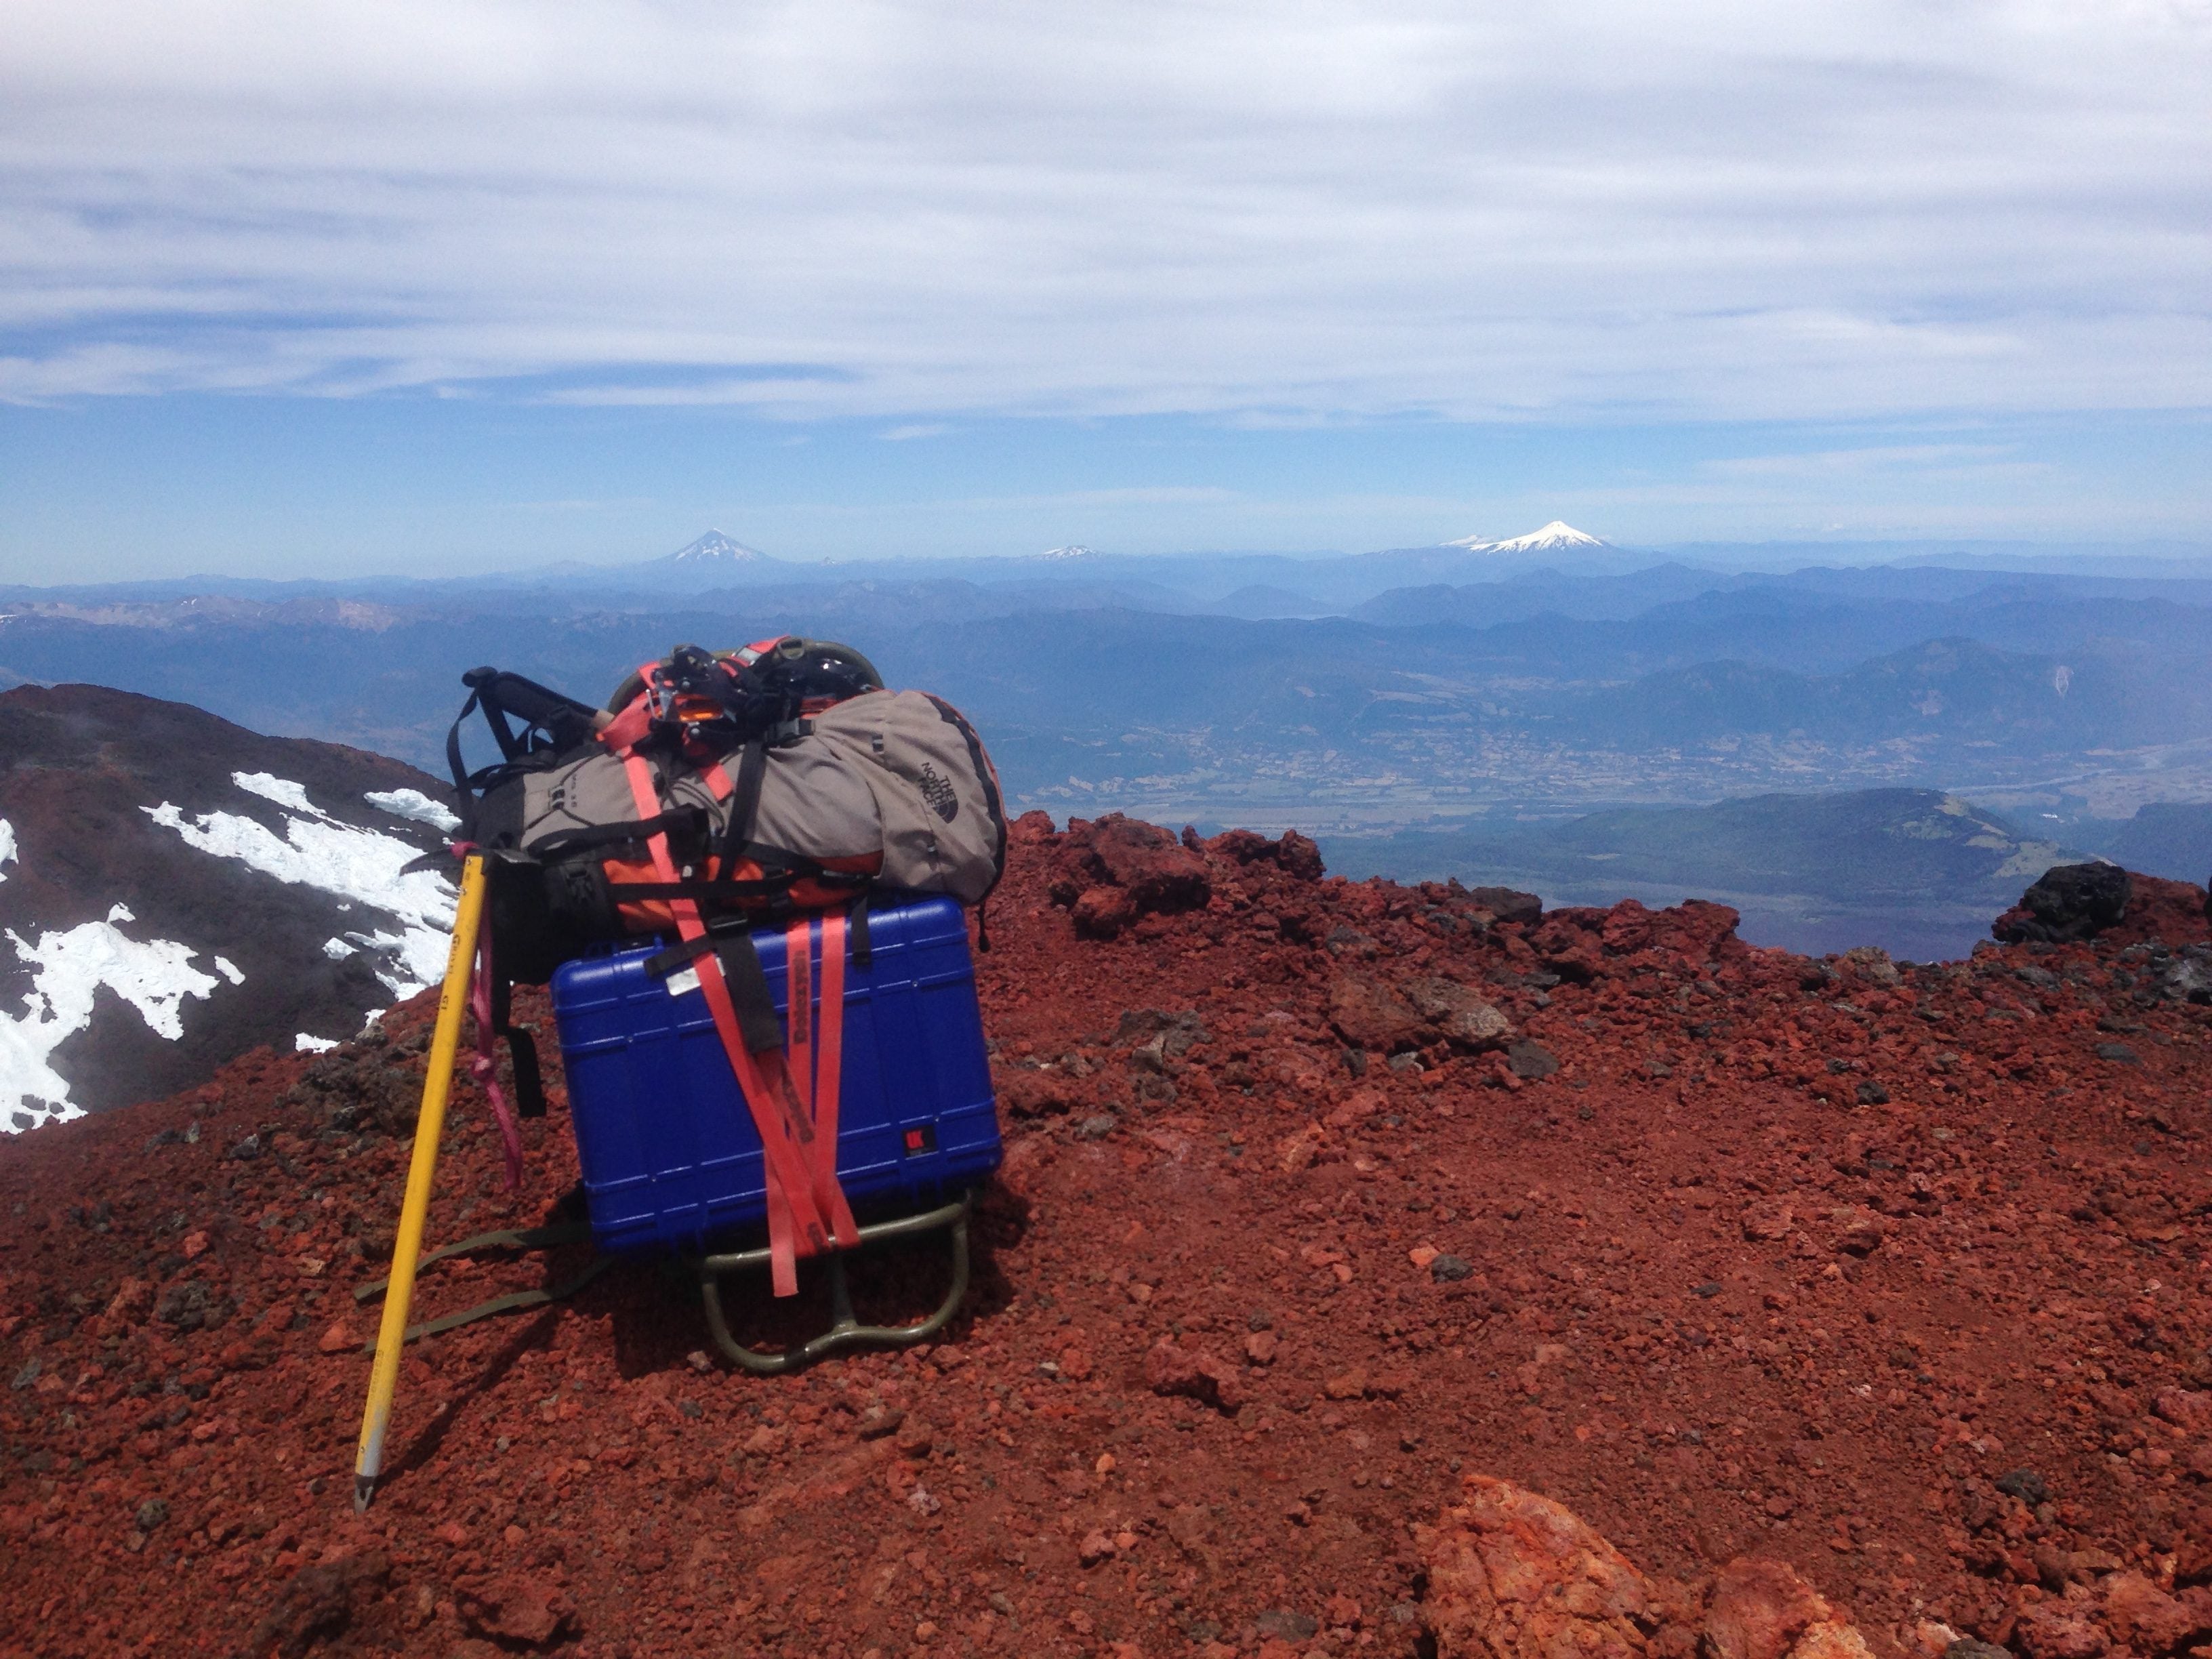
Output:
[
  {"xmin": 619, "ymin": 754, "xmax": 859, "ymax": 1296},
  {"xmin": 783, "ymin": 915, "xmax": 853, "ymax": 1247},
  {"xmin": 813, "ymin": 912, "xmax": 848, "ymax": 1213},
  {"xmin": 785, "ymin": 918, "xmax": 812, "ymax": 1113}
]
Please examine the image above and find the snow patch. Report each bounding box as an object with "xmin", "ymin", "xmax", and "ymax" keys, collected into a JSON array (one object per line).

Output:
[
  {"xmin": 366, "ymin": 788, "xmax": 461, "ymax": 834},
  {"xmin": 141, "ymin": 802, "xmax": 455, "ymax": 996},
  {"xmin": 107, "ymin": 903, "xmax": 134, "ymax": 924},
  {"xmin": 668, "ymin": 530, "xmax": 767, "ymax": 564},
  {"xmin": 0, "ymin": 818, "xmax": 15, "ymax": 882},
  {"xmin": 1, "ymin": 920, "xmax": 219, "ymax": 1134},
  {"xmin": 232, "ymin": 772, "xmax": 321, "ymax": 814},
  {"xmin": 1444, "ymin": 520, "xmax": 1607, "ymax": 554},
  {"xmin": 323, "ymin": 937, "xmax": 357, "ymax": 960},
  {"xmin": 295, "ymin": 1033, "xmax": 339, "ymax": 1054},
  {"xmin": 214, "ymin": 957, "xmax": 245, "ymax": 985}
]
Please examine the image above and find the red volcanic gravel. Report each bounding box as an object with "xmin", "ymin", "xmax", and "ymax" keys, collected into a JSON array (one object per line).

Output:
[{"xmin": 2, "ymin": 811, "xmax": 2210, "ymax": 1658}]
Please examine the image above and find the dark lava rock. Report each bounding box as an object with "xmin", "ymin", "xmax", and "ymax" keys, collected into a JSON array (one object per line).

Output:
[
  {"xmin": 1075, "ymin": 1113, "xmax": 1119, "ymax": 1141},
  {"xmin": 2154, "ymin": 945, "xmax": 2212, "ymax": 1004},
  {"xmin": 1507, "ymin": 1040, "xmax": 1559, "ymax": 1080},
  {"xmin": 1467, "ymin": 886, "xmax": 1542, "ymax": 926},
  {"xmin": 245, "ymin": 1551, "xmax": 393, "ymax": 1659},
  {"xmin": 1996, "ymin": 1467, "xmax": 2051, "ymax": 1504},
  {"xmin": 1993, "ymin": 862, "xmax": 2131, "ymax": 945},
  {"xmin": 2095, "ymin": 1042, "xmax": 2142, "ymax": 1065},
  {"xmin": 1856, "ymin": 1080, "xmax": 1891, "ymax": 1105},
  {"xmin": 1430, "ymin": 1254, "xmax": 1473, "ymax": 1283},
  {"xmin": 1256, "ymin": 1610, "xmax": 1321, "ymax": 1641},
  {"xmin": 1946, "ymin": 1641, "xmax": 2013, "ymax": 1659},
  {"xmin": 156, "ymin": 1279, "xmax": 222, "ymax": 1332}
]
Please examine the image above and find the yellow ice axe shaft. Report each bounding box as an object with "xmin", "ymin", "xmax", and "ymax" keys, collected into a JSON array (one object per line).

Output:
[{"xmin": 352, "ymin": 852, "xmax": 488, "ymax": 1512}]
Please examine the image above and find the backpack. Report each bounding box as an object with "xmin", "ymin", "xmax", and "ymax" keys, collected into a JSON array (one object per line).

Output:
[{"xmin": 446, "ymin": 639, "xmax": 1006, "ymax": 983}]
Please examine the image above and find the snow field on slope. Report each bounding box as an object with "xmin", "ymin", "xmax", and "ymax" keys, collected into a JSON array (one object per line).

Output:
[
  {"xmin": 144, "ymin": 773, "xmax": 455, "ymax": 996},
  {"xmin": 1, "ymin": 915, "xmax": 220, "ymax": 1134},
  {"xmin": 232, "ymin": 772, "xmax": 319, "ymax": 813},
  {"xmin": 365, "ymin": 788, "xmax": 462, "ymax": 834},
  {"xmin": 0, "ymin": 818, "xmax": 16, "ymax": 882}
]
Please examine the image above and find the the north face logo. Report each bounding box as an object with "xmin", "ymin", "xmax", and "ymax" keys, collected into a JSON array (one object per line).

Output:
[{"xmin": 916, "ymin": 762, "xmax": 958, "ymax": 823}]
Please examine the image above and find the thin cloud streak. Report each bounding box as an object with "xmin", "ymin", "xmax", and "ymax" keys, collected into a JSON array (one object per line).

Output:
[{"xmin": 0, "ymin": 1, "xmax": 2207, "ymax": 423}]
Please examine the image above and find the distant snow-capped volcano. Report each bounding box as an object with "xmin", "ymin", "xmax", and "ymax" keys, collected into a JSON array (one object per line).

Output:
[
  {"xmin": 1033, "ymin": 545, "xmax": 1096, "ymax": 561},
  {"xmin": 665, "ymin": 530, "xmax": 770, "ymax": 565},
  {"xmin": 1443, "ymin": 520, "xmax": 1607, "ymax": 554}
]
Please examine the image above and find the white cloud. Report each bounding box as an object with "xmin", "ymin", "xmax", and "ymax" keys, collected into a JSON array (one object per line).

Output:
[{"xmin": 1, "ymin": 1, "xmax": 2207, "ymax": 422}]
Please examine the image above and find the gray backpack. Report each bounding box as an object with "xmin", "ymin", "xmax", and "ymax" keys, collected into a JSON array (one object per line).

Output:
[{"xmin": 448, "ymin": 644, "xmax": 1006, "ymax": 983}]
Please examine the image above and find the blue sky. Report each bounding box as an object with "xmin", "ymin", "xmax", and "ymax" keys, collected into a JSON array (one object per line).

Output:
[{"xmin": 3, "ymin": 1, "xmax": 2208, "ymax": 581}]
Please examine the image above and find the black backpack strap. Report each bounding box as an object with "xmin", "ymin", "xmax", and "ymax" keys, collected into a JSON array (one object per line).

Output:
[
  {"xmin": 526, "ymin": 808, "xmax": 709, "ymax": 861},
  {"xmin": 714, "ymin": 737, "xmax": 770, "ymax": 880},
  {"xmin": 450, "ymin": 666, "xmax": 604, "ymax": 797},
  {"xmin": 847, "ymin": 891, "xmax": 872, "ymax": 970},
  {"xmin": 602, "ymin": 874, "xmax": 811, "ymax": 904},
  {"xmin": 487, "ymin": 972, "xmax": 546, "ymax": 1120},
  {"xmin": 641, "ymin": 926, "xmax": 784, "ymax": 1054},
  {"xmin": 714, "ymin": 933, "xmax": 787, "ymax": 1054},
  {"xmin": 446, "ymin": 688, "xmax": 485, "ymax": 794}
]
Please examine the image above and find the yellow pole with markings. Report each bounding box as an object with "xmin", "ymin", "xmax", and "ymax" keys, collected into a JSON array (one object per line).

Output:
[{"xmin": 352, "ymin": 852, "xmax": 488, "ymax": 1512}]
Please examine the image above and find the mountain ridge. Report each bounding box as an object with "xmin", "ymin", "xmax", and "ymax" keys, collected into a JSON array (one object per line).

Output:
[{"xmin": 0, "ymin": 684, "xmax": 455, "ymax": 1131}]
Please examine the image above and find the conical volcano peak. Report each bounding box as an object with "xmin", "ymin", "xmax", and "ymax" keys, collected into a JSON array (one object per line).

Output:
[
  {"xmin": 665, "ymin": 529, "xmax": 769, "ymax": 564},
  {"xmin": 1443, "ymin": 520, "xmax": 1608, "ymax": 553}
]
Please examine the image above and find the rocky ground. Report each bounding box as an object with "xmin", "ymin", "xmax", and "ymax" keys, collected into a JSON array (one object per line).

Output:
[{"xmin": 1, "ymin": 813, "xmax": 2208, "ymax": 1659}]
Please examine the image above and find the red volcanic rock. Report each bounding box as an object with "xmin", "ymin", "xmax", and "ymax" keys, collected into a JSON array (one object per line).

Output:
[
  {"xmin": 1144, "ymin": 1337, "xmax": 1246, "ymax": 1412},
  {"xmin": 2104, "ymin": 872, "xmax": 2212, "ymax": 949},
  {"xmin": 1539, "ymin": 896, "xmax": 1747, "ymax": 975},
  {"xmin": 2011, "ymin": 1602, "xmax": 2112, "ymax": 1659},
  {"xmin": 457, "ymin": 1577, "xmax": 573, "ymax": 1647},
  {"xmin": 5, "ymin": 815, "xmax": 2212, "ymax": 1657},
  {"xmin": 2096, "ymin": 1572, "xmax": 2209, "ymax": 1656},
  {"xmin": 2152, "ymin": 1387, "xmax": 2211, "ymax": 1432},
  {"xmin": 994, "ymin": 1064, "xmax": 1090, "ymax": 1118},
  {"xmin": 1329, "ymin": 973, "xmax": 1429, "ymax": 1051},
  {"xmin": 1740, "ymin": 1197, "xmax": 1795, "ymax": 1242},
  {"xmin": 1275, "ymin": 830, "xmax": 1325, "ymax": 882},
  {"xmin": 1705, "ymin": 1557, "xmax": 1842, "ymax": 1659},
  {"xmin": 1206, "ymin": 826, "xmax": 1324, "ymax": 882},
  {"xmin": 1416, "ymin": 1475, "xmax": 1658, "ymax": 1659},
  {"xmin": 1055, "ymin": 812, "xmax": 1213, "ymax": 937},
  {"xmin": 1080, "ymin": 813, "xmax": 1212, "ymax": 914},
  {"xmin": 1071, "ymin": 884, "xmax": 1136, "ymax": 940},
  {"xmin": 1401, "ymin": 977, "xmax": 1514, "ymax": 1050},
  {"xmin": 1416, "ymin": 1480, "xmax": 1877, "ymax": 1659}
]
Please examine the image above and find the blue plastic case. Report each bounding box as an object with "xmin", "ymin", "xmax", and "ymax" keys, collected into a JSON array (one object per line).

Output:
[{"xmin": 550, "ymin": 895, "xmax": 1002, "ymax": 1256}]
